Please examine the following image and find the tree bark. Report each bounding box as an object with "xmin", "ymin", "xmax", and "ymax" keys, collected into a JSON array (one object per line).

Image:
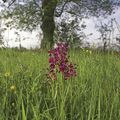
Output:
[{"xmin": 41, "ymin": 0, "xmax": 58, "ymax": 49}]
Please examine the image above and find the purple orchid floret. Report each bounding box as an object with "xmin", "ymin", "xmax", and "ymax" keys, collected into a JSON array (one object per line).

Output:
[{"xmin": 48, "ymin": 42, "xmax": 77, "ymax": 80}]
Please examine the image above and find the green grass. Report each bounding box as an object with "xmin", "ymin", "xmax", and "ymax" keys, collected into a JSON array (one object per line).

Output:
[{"xmin": 0, "ymin": 49, "xmax": 120, "ymax": 120}]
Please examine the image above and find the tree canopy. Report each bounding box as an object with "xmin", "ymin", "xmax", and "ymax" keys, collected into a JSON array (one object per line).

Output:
[{"xmin": 1, "ymin": 0, "xmax": 120, "ymax": 49}]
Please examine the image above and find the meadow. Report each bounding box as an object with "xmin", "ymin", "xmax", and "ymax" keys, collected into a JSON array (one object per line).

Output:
[{"xmin": 0, "ymin": 48, "xmax": 120, "ymax": 120}]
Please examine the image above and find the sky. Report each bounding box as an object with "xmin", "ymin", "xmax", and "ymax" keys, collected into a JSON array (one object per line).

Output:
[{"xmin": 0, "ymin": 1, "xmax": 120, "ymax": 49}]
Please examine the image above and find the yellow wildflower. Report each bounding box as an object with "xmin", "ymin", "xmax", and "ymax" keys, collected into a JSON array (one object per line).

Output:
[
  {"xmin": 4, "ymin": 71, "xmax": 10, "ymax": 77},
  {"xmin": 10, "ymin": 85, "xmax": 16, "ymax": 91}
]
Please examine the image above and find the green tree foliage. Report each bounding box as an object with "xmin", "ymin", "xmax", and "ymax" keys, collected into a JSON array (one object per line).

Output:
[
  {"xmin": 55, "ymin": 17, "xmax": 87, "ymax": 48},
  {"xmin": 1, "ymin": 0, "xmax": 119, "ymax": 49}
]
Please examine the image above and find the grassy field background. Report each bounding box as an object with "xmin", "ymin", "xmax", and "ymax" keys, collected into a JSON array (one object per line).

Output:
[{"xmin": 0, "ymin": 49, "xmax": 120, "ymax": 120}]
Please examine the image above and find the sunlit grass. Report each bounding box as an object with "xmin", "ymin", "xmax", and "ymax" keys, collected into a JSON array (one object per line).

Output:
[{"xmin": 0, "ymin": 49, "xmax": 120, "ymax": 120}]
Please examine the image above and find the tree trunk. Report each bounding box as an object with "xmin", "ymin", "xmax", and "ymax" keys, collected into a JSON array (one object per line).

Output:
[{"xmin": 41, "ymin": 0, "xmax": 58, "ymax": 49}]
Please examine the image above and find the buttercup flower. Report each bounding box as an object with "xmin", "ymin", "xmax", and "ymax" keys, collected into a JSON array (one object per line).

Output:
[
  {"xmin": 4, "ymin": 71, "xmax": 10, "ymax": 77},
  {"xmin": 10, "ymin": 85, "xmax": 16, "ymax": 91}
]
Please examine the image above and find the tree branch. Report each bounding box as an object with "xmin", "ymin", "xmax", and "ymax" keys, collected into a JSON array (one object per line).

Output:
[
  {"xmin": 33, "ymin": 0, "xmax": 41, "ymax": 8},
  {"xmin": 55, "ymin": 0, "xmax": 69, "ymax": 17},
  {"xmin": 7, "ymin": 0, "xmax": 16, "ymax": 8}
]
